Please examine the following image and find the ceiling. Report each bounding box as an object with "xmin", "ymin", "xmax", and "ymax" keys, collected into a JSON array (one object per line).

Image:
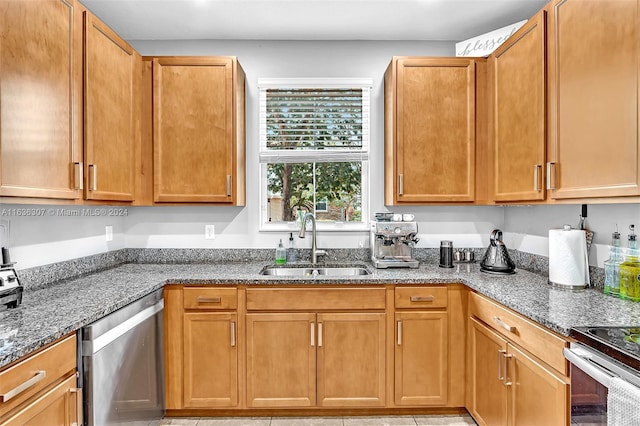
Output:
[{"xmin": 81, "ymin": 0, "xmax": 548, "ymax": 42}]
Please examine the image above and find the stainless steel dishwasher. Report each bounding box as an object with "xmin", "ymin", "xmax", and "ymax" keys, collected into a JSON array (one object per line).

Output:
[{"xmin": 79, "ymin": 288, "xmax": 165, "ymax": 425}]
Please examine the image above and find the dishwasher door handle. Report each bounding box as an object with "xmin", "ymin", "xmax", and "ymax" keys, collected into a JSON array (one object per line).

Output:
[{"xmin": 84, "ymin": 300, "xmax": 164, "ymax": 355}]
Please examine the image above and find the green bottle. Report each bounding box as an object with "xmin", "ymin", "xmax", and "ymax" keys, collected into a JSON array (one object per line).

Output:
[
  {"xmin": 620, "ymin": 225, "xmax": 640, "ymax": 301},
  {"xmin": 604, "ymin": 228, "xmax": 623, "ymax": 296}
]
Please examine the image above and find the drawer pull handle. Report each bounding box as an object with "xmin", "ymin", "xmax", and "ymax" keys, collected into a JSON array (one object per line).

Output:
[
  {"xmin": 410, "ymin": 296, "xmax": 434, "ymax": 302},
  {"xmin": 497, "ymin": 349, "xmax": 506, "ymax": 381},
  {"xmin": 88, "ymin": 164, "xmax": 97, "ymax": 191},
  {"xmin": 74, "ymin": 162, "xmax": 83, "ymax": 190},
  {"xmin": 310, "ymin": 322, "xmax": 315, "ymax": 347},
  {"xmin": 197, "ymin": 297, "xmax": 221, "ymax": 304},
  {"xmin": 503, "ymin": 353, "xmax": 513, "ymax": 386},
  {"xmin": 230, "ymin": 321, "xmax": 236, "ymax": 347},
  {"xmin": 0, "ymin": 370, "xmax": 46, "ymax": 402},
  {"xmin": 70, "ymin": 387, "xmax": 82, "ymax": 426},
  {"xmin": 397, "ymin": 320, "xmax": 403, "ymax": 345},
  {"xmin": 493, "ymin": 316, "xmax": 516, "ymax": 333}
]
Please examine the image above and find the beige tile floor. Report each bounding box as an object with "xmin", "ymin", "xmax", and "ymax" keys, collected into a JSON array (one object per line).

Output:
[{"xmin": 160, "ymin": 415, "xmax": 478, "ymax": 426}]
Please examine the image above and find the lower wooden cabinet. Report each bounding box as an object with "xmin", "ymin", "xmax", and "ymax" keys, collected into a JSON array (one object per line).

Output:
[
  {"xmin": 467, "ymin": 296, "xmax": 570, "ymax": 426},
  {"xmin": 246, "ymin": 312, "xmax": 386, "ymax": 408},
  {"xmin": 394, "ymin": 311, "xmax": 448, "ymax": 406},
  {"xmin": 183, "ymin": 312, "xmax": 238, "ymax": 408},
  {"xmin": 164, "ymin": 286, "xmax": 239, "ymax": 410},
  {"xmin": 0, "ymin": 335, "xmax": 80, "ymax": 426},
  {"xmin": 1, "ymin": 376, "xmax": 80, "ymax": 426}
]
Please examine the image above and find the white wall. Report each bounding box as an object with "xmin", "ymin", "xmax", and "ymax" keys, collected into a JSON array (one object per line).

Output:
[
  {"xmin": 503, "ymin": 203, "xmax": 640, "ymax": 269},
  {"xmin": 4, "ymin": 39, "xmax": 636, "ymax": 270}
]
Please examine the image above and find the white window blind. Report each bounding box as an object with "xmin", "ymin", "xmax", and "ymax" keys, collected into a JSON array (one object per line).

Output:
[
  {"xmin": 259, "ymin": 78, "xmax": 371, "ymax": 163},
  {"xmin": 258, "ymin": 78, "xmax": 371, "ymax": 232}
]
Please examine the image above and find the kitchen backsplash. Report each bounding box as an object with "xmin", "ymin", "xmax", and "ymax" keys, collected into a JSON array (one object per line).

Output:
[{"xmin": 16, "ymin": 247, "xmax": 605, "ymax": 292}]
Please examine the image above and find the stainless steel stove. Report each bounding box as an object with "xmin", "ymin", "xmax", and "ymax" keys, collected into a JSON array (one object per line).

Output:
[
  {"xmin": 564, "ymin": 326, "xmax": 640, "ymax": 425},
  {"xmin": 0, "ymin": 265, "xmax": 22, "ymax": 309},
  {"xmin": 571, "ymin": 326, "xmax": 640, "ymax": 371}
]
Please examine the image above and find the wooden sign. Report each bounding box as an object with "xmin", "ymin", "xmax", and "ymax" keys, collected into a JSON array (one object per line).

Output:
[{"xmin": 456, "ymin": 20, "xmax": 527, "ymax": 57}]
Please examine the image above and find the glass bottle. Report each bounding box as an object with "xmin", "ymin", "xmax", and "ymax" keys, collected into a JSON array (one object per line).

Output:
[
  {"xmin": 620, "ymin": 225, "xmax": 640, "ymax": 301},
  {"xmin": 275, "ymin": 239, "xmax": 286, "ymax": 265},
  {"xmin": 604, "ymin": 228, "xmax": 623, "ymax": 295}
]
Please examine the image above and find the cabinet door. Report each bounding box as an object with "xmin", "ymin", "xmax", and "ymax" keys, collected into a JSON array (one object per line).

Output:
[
  {"xmin": 153, "ymin": 57, "xmax": 234, "ymax": 203},
  {"xmin": 246, "ymin": 313, "xmax": 316, "ymax": 408},
  {"xmin": 317, "ymin": 313, "xmax": 386, "ymax": 407},
  {"xmin": 467, "ymin": 317, "xmax": 508, "ymax": 426},
  {"xmin": 183, "ymin": 312, "xmax": 238, "ymax": 408},
  {"xmin": 395, "ymin": 58, "xmax": 475, "ymax": 203},
  {"xmin": 508, "ymin": 344, "xmax": 569, "ymax": 426},
  {"xmin": 548, "ymin": 0, "xmax": 640, "ymax": 198},
  {"xmin": 491, "ymin": 11, "xmax": 546, "ymax": 202},
  {"xmin": 2, "ymin": 375, "xmax": 81, "ymax": 426},
  {"xmin": 0, "ymin": 0, "xmax": 82, "ymax": 199},
  {"xmin": 84, "ymin": 12, "xmax": 137, "ymax": 201},
  {"xmin": 394, "ymin": 311, "xmax": 447, "ymax": 406}
]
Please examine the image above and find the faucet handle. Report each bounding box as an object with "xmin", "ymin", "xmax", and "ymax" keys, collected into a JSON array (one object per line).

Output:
[{"xmin": 316, "ymin": 249, "xmax": 327, "ymax": 258}]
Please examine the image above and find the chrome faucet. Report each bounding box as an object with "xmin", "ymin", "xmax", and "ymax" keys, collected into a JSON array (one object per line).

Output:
[{"xmin": 299, "ymin": 213, "xmax": 326, "ymax": 264}]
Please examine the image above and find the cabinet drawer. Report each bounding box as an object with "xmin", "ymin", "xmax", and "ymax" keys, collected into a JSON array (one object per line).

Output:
[
  {"xmin": 246, "ymin": 288, "xmax": 386, "ymax": 311},
  {"xmin": 183, "ymin": 287, "xmax": 237, "ymax": 310},
  {"xmin": 469, "ymin": 292, "xmax": 568, "ymax": 375},
  {"xmin": 395, "ymin": 286, "xmax": 447, "ymax": 309},
  {"xmin": 0, "ymin": 335, "xmax": 76, "ymax": 419}
]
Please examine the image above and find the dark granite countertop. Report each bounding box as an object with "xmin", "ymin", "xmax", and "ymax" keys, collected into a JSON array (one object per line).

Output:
[{"xmin": 2, "ymin": 261, "xmax": 640, "ymax": 369}]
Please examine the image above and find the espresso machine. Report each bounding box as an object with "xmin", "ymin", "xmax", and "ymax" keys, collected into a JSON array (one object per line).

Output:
[{"xmin": 370, "ymin": 217, "xmax": 419, "ymax": 268}]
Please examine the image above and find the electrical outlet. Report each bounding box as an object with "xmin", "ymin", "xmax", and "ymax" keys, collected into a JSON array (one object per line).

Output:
[
  {"xmin": 105, "ymin": 225, "xmax": 113, "ymax": 242},
  {"xmin": 205, "ymin": 225, "xmax": 215, "ymax": 240}
]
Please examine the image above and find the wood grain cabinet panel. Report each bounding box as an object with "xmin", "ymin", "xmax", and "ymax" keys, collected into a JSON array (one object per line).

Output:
[
  {"xmin": 83, "ymin": 11, "xmax": 139, "ymax": 201},
  {"xmin": 548, "ymin": 0, "xmax": 640, "ymax": 199},
  {"xmin": 394, "ymin": 311, "xmax": 447, "ymax": 406},
  {"xmin": 0, "ymin": 0, "xmax": 82, "ymax": 199},
  {"xmin": 467, "ymin": 317, "xmax": 508, "ymax": 426},
  {"xmin": 317, "ymin": 313, "xmax": 386, "ymax": 407},
  {"xmin": 467, "ymin": 305, "xmax": 570, "ymax": 426},
  {"xmin": 152, "ymin": 57, "xmax": 246, "ymax": 204},
  {"xmin": 0, "ymin": 335, "xmax": 80, "ymax": 426},
  {"xmin": 182, "ymin": 312, "xmax": 238, "ymax": 408},
  {"xmin": 384, "ymin": 57, "xmax": 476, "ymax": 204},
  {"xmin": 490, "ymin": 10, "xmax": 547, "ymax": 202},
  {"xmin": 246, "ymin": 313, "xmax": 317, "ymax": 408}
]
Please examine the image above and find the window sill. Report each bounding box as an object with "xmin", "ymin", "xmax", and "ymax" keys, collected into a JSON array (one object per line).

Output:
[{"xmin": 259, "ymin": 221, "xmax": 369, "ymax": 233}]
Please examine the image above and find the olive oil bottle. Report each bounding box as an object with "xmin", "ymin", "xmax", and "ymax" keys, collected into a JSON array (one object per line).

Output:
[
  {"xmin": 620, "ymin": 225, "xmax": 640, "ymax": 301},
  {"xmin": 604, "ymin": 228, "xmax": 623, "ymax": 296}
]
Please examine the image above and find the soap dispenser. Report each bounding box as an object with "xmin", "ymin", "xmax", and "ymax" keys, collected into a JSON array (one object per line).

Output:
[
  {"xmin": 604, "ymin": 227, "xmax": 623, "ymax": 296},
  {"xmin": 287, "ymin": 232, "xmax": 297, "ymax": 263},
  {"xmin": 275, "ymin": 239, "xmax": 286, "ymax": 265}
]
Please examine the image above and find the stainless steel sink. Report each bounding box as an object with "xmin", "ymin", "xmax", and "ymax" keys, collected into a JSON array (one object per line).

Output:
[{"xmin": 260, "ymin": 265, "xmax": 371, "ymax": 276}]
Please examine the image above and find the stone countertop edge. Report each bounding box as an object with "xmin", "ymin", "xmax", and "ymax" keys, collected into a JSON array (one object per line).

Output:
[{"xmin": 1, "ymin": 261, "xmax": 638, "ymax": 369}]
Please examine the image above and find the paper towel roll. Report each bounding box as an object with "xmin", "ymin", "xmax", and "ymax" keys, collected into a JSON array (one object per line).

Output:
[{"xmin": 549, "ymin": 228, "xmax": 590, "ymax": 289}]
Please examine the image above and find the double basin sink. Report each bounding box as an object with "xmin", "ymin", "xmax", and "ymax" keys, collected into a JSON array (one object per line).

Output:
[{"xmin": 260, "ymin": 264, "xmax": 371, "ymax": 277}]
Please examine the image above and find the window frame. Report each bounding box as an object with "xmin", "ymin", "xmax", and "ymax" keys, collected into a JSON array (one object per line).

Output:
[{"xmin": 258, "ymin": 78, "xmax": 372, "ymax": 232}]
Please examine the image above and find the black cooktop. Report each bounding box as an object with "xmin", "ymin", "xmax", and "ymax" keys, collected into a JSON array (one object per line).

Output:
[{"xmin": 571, "ymin": 326, "xmax": 640, "ymax": 371}]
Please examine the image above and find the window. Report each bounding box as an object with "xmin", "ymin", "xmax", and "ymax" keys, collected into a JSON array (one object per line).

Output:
[{"xmin": 259, "ymin": 78, "xmax": 371, "ymax": 231}]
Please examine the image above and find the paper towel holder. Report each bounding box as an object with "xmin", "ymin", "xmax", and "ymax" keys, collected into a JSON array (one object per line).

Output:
[{"xmin": 548, "ymin": 225, "xmax": 590, "ymax": 290}]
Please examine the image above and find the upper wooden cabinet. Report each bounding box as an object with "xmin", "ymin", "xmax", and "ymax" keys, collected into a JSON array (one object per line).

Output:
[
  {"xmin": 547, "ymin": 0, "xmax": 640, "ymax": 199},
  {"xmin": 384, "ymin": 57, "xmax": 477, "ymax": 204},
  {"xmin": 490, "ymin": 11, "xmax": 547, "ymax": 202},
  {"xmin": 0, "ymin": 0, "xmax": 83, "ymax": 200},
  {"xmin": 151, "ymin": 57, "xmax": 246, "ymax": 204},
  {"xmin": 83, "ymin": 11, "xmax": 140, "ymax": 202}
]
